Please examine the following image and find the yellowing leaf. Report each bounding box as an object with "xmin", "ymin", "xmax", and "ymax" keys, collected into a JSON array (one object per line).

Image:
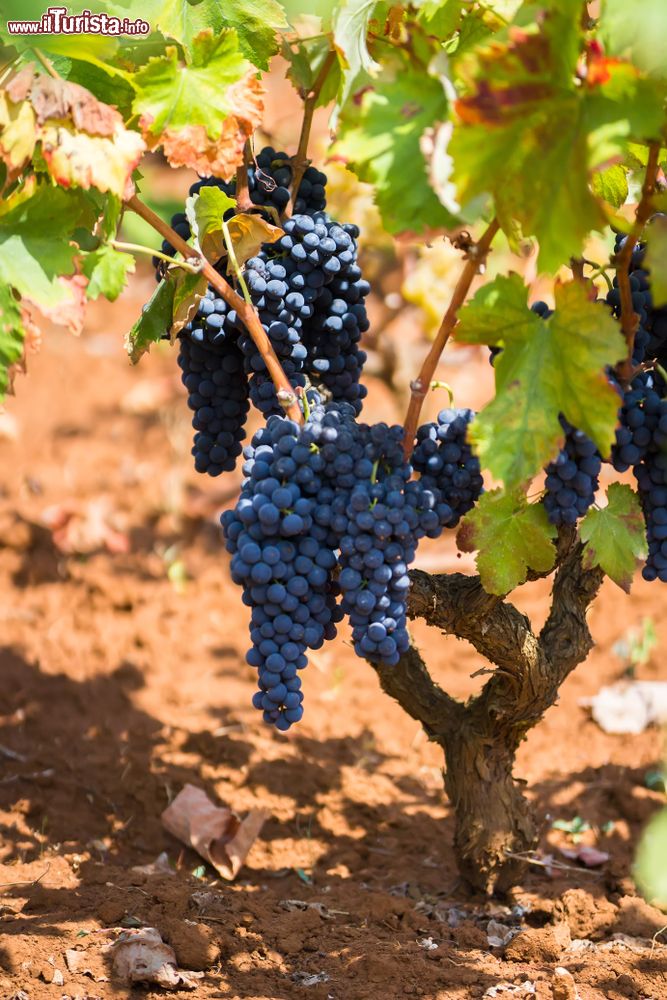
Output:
[
  {"xmin": 186, "ymin": 185, "xmax": 237, "ymax": 264},
  {"xmin": 0, "ymin": 92, "xmax": 37, "ymax": 171},
  {"xmin": 456, "ymin": 275, "xmax": 625, "ymax": 486},
  {"xmin": 40, "ymin": 122, "xmax": 145, "ymax": 198},
  {"xmin": 457, "ymin": 489, "xmax": 557, "ymax": 595},
  {"xmin": 0, "ymin": 284, "xmax": 25, "ymax": 400},
  {"xmin": 644, "ymin": 215, "xmax": 667, "ymax": 308},
  {"xmin": 171, "ymin": 271, "xmax": 208, "ymax": 338},
  {"xmin": 225, "ymin": 214, "xmax": 283, "ymax": 272},
  {"xmin": 580, "ymin": 483, "xmax": 647, "ymax": 592},
  {"xmin": 133, "ymin": 30, "xmax": 263, "ymax": 179}
]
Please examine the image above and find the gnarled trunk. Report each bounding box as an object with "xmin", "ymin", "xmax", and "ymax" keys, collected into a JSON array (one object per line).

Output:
[{"xmin": 442, "ymin": 721, "xmax": 535, "ymax": 894}]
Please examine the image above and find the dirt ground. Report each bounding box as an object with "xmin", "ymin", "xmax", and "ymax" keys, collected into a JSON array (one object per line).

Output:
[{"xmin": 0, "ymin": 258, "xmax": 666, "ymax": 1000}]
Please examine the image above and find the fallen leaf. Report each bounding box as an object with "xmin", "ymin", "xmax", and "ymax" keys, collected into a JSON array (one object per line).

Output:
[
  {"xmin": 161, "ymin": 784, "xmax": 267, "ymax": 880},
  {"xmin": 41, "ymin": 497, "xmax": 130, "ymax": 555},
  {"xmin": 105, "ymin": 927, "xmax": 203, "ymax": 990},
  {"xmin": 560, "ymin": 845, "xmax": 610, "ymax": 868},
  {"xmin": 279, "ymin": 899, "xmax": 344, "ymax": 919},
  {"xmin": 64, "ymin": 949, "xmax": 108, "ymax": 982},
  {"xmin": 483, "ymin": 982, "xmax": 536, "ymax": 998},
  {"xmin": 131, "ymin": 852, "xmax": 175, "ymax": 877},
  {"xmin": 487, "ymin": 919, "xmax": 516, "ymax": 948},
  {"xmin": 582, "ymin": 679, "xmax": 667, "ymax": 734}
]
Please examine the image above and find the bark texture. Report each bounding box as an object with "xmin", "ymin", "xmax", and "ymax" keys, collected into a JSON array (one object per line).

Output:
[{"xmin": 371, "ymin": 529, "xmax": 604, "ymax": 894}]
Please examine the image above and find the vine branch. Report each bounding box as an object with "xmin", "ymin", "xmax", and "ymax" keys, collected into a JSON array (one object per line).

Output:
[
  {"xmin": 286, "ymin": 50, "xmax": 337, "ymax": 218},
  {"xmin": 402, "ymin": 219, "xmax": 500, "ymax": 459},
  {"xmin": 126, "ymin": 194, "xmax": 303, "ymax": 423},
  {"xmin": 615, "ymin": 142, "xmax": 661, "ymax": 385}
]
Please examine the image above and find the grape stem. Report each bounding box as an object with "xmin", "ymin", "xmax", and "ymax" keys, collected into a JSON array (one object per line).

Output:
[
  {"xmin": 126, "ymin": 193, "xmax": 303, "ymax": 423},
  {"xmin": 235, "ymin": 139, "xmax": 254, "ymax": 213},
  {"xmin": 615, "ymin": 142, "xmax": 661, "ymax": 386},
  {"xmin": 221, "ymin": 220, "xmax": 252, "ymax": 305},
  {"xmin": 286, "ymin": 49, "xmax": 337, "ymax": 219},
  {"xmin": 402, "ymin": 219, "xmax": 499, "ymax": 460},
  {"xmin": 110, "ymin": 240, "xmax": 201, "ymax": 274}
]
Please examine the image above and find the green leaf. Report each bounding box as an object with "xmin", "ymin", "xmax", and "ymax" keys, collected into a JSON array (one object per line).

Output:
[
  {"xmin": 283, "ymin": 38, "xmax": 342, "ymax": 107},
  {"xmin": 601, "ymin": 0, "xmax": 667, "ymax": 78},
  {"xmin": 333, "ymin": 0, "xmax": 380, "ymax": 109},
  {"xmin": 0, "ymin": 186, "xmax": 84, "ymax": 308},
  {"xmin": 49, "ymin": 54, "xmax": 136, "ymax": 117},
  {"xmin": 132, "ymin": 29, "xmax": 254, "ymax": 141},
  {"xmin": 456, "ymin": 275, "xmax": 625, "ymax": 486},
  {"xmin": 457, "ymin": 488, "xmax": 557, "ymax": 595},
  {"xmin": 580, "ymin": 483, "xmax": 647, "ymax": 592},
  {"xmin": 644, "ymin": 216, "xmax": 667, "ymax": 308},
  {"xmin": 125, "ymin": 278, "xmax": 174, "ymax": 363},
  {"xmin": 591, "ymin": 164, "xmax": 629, "ymax": 209},
  {"xmin": 83, "ymin": 245, "xmax": 135, "ymax": 301},
  {"xmin": 414, "ymin": 0, "xmax": 464, "ymax": 41},
  {"xmin": 451, "ymin": 20, "xmax": 666, "ymax": 270},
  {"xmin": 115, "ymin": 0, "xmax": 287, "ymax": 68},
  {"xmin": 186, "ymin": 186, "xmax": 237, "ymax": 263},
  {"xmin": 635, "ymin": 807, "xmax": 667, "ymax": 905},
  {"xmin": 0, "ymin": 285, "xmax": 24, "ymax": 400},
  {"xmin": 333, "ymin": 67, "xmax": 457, "ymax": 234}
]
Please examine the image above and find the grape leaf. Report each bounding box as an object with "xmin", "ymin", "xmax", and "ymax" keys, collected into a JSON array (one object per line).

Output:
[
  {"xmin": 635, "ymin": 808, "xmax": 667, "ymax": 905},
  {"xmin": 644, "ymin": 216, "xmax": 667, "ymax": 308},
  {"xmin": 591, "ymin": 164, "xmax": 628, "ymax": 209},
  {"xmin": 114, "ymin": 0, "xmax": 286, "ymax": 68},
  {"xmin": 414, "ymin": 0, "xmax": 464, "ymax": 40},
  {"xmin": 333, "ymin": 68, "xmax": 457, "ymax": 234},
  {"xmin": 132, "ymin": 29, "xmax": 263, "ymax": 178},
  {"xmin": 332, "ymin": 0, "xmax": 380, "ymax": 110},
  {"xmin": 83, "ymin": 245, "xmax": 135, "ymax": 301},
  {"xmin": 457, "ymin": 489, "xmax": 557, "ymax": 595},
  {"xmin": 203, "ymin": 0, "xmax": 288, "ymax": 70},
  {"xmin": 132, "ymin": 30, "xmax": 255, "ymax": 141},
  {"xmin": 283, "ymin": 38, "xmax": 342, "ymax": 107},
  {"xmin": 601, "ymin": 0, "xmax": 667, "ymax": 78},
  {"xmin": 0, "ymin": 91, "xmax": 37, "ymax": 172},
  {"xmin": 455, "ymin": 275, "xmax": 625, "ymax": 486},
  {"xmin": 0, "ymin": 186, "xmax": 83, "ymax": 307},
  {"xmin": 171, "ymin": 271, "xmax": 208, "ymax": 338},
  {"xmin": 186, "ymin": 186, "xmax": 237, "ymax": 263},
  {"xmin": 451, "ymin": 19, "xmax": 666, "ymax": 270},
  {"xmin": 125, "ymin": 278, "xmax": 174, "ymax": 363},
  {"xmin": 0, "ymin": 285, "xmax": 25, "ymax": 400},
  {"xmin": 225, "ymin": 214, "xmax": 283, "ymax": 272},
  {"xmin": 580, "ymin": 484, "xmax": 647, "ymax": 592},
  {"xmin": 40, "ymin": 122, "xmax": 145, "ymax": 198}
]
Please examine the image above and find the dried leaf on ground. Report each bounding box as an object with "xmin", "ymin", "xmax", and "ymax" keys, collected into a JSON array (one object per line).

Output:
[
  {"xmin": 483, "ymin": 982, "xmax": 536, "ymax": 998},
  {"xmin": 41, "ymin": 498, "xmax": 130, "ymax": 555},
  {"xmin": 64, "ymin": 948, "xmax": 108, "ymax": 982},
  {"xmin": 161, "ymin": 783, "xmax": 268, "ymax": 880},
  {"xmin": 582, "ymin": 679, "xmax": 667, "ymax": 734},
  {"xmin": 131, "ymin": 852, "xmax": 175, "ymax": 877},
  {"xmin": 104, "ymin": 927, "xmax": 203, "ymax": 989},
  {"xmin": 560, "ymin": 846, "xmax": 610, "ymax": 868},
  {"xmin": 279, "ymin": 899, "xmax": 345, "ymax": 919},
  {"xmin": 486, "ymin": 919, "xmax": 517, "ymax": 948}
]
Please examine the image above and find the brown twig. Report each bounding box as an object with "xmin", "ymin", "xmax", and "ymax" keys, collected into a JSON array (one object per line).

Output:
[
  {"xmin": 286, "ymin": 50, "xmax": 337, "ymax": 218},
  {"xmin": 402, "ymin": 219, "xmax": 499, "ymax": 459},
  {"xmin": 126, "ymin": 194, "xmax": 303, "ymax": 423},
  {"xmin": 235, "ymin": 140, "xmax": 253, "ymax": 213},
  {"xmin": 615, "ymin": 142, "xmax": 661, "ymax": 385}
]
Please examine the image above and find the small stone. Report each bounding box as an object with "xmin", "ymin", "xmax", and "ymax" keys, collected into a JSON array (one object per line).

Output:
[{"xmin": 552, "ymin": 966, "xmax": 579, "ymax": 1000}]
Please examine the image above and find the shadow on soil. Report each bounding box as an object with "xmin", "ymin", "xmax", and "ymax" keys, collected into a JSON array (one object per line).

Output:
[{"xmin": 0, "ymin": 646, "xmax": 665, "ymax": 997}]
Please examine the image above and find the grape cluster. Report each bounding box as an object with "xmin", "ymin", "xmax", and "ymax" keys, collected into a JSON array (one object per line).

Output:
[
  {"xmin": 607, "ymin": 233, "xmax": 667, "ymax": 366},
  {"xmin": 177, "ymin": 290, "xmax": 249, "ymax": 475},
  {"xmin": 611, "ymin": 372, "xmax": 660, "ymax": 472},
  {"xmin": 222, "ymin": 408, "xmax": 345, "ymax": 730},
  {"xmin": 412, "ymin": 408, "xmax": 483, "ymax": 527},
  {"xmin": 543, "ymin": 418, "xmax": 601, "ymax": 526}
]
